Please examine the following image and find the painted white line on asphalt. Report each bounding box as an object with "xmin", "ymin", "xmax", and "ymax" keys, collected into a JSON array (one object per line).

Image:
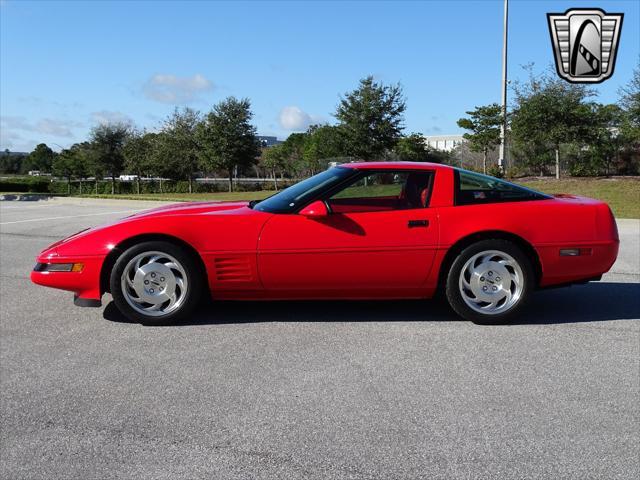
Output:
[
  {"xmin": 0, "ymin": 210, "xmax": 140, "ymax": 225},
  {"xmin": 0, "ymin": 203, "xmax": 64, "ymax": 210}
]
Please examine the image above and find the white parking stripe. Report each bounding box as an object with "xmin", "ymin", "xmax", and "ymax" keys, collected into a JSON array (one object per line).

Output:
[
  {"xmin": 0, "ymin": 203, "xmax": 63, "ymax": 210},
  {"xmin": 0, "ymin": 210, "xmax": 140, "ymax": 225}
]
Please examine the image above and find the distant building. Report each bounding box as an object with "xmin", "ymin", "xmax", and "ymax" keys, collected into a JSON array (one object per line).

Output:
[
  {"xmin": 257, "ymin": 136, "xmax": 282, "ymax": 148},
  {"xmin": 424, "ymin": 134, "xmax": 465, "ymax": 152}
]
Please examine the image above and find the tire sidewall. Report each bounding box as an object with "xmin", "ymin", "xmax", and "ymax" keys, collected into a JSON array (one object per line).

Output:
[
  {"xmin": 446, "ymin": 239, "xmax": 533, "ymax": 325},
  {"xmin": 110, "ymin": 241, "xmax": 203, "ymax": 325}
]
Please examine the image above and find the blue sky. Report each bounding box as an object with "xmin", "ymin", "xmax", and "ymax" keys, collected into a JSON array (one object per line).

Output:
[{"xmin": 1, "ymin": 0, "xmax": 638, "ymax": 152}]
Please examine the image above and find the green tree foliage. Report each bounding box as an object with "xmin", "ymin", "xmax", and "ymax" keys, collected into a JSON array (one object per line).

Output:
[
  {"xmin": 617, "ymin": 62, "xmax": 640, "ymax": 173},
  {"xmin": 0, "ymin": 150, "xmax": 27, "ymax": 174},
  {"xmin": 279, "ymin": 133, "xmax": 307, "ymax": 176},
  {"xmin": 90, "ymin": 122, "xmax": 130, "ymax": 194},
  {"xmin": 456, "ymin": 104, "xmax": 501, "ymax": 174},
  {"xmin": 156, "ymin": 108, "xmax": 202, "ymax": 193},
  {"xmin": 198, "ymin": 97, "xmax": 260, "ymax": 192},
  {"xmin": 52, "ymin": 148, "xmax": 75, "ymax": 193},
  {"xmin": 52, "ymin": 143, "xmax": 95, "ymax": 194},
  {"xmin": 124, "ymin": 130, "xmax": 156, "ymax": 194},
  {"xmin": 335, "ymin": 76, "xmax": 406, "ymax": 160},
  {"xmin": 619, "ymin": 61, "xmax": 640, "ymax": 131},
  {"xmin": 511, "ymin": 70, "xmax": 596, "ymax": 178},
  {"xmin": 68, "ymin": 142, "xmax": 95, "ymax": 194},
  {"xmin": 303, "ymin": 125, "xmax": 347, "ymax": 173},
  {"xmin": 262, "ymin": 144, "xmax": 286, "ymax": 190},
  {"xmin": 393, "ymin": 133, "xmax": 445, "ymax": 163},
  {"xmin": 24, "ymin": 143, "xmax": 56, "ymax": 173}
]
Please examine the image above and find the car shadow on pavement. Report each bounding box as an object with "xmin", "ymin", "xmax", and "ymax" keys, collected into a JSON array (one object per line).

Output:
[{"xmin": 103, "ymin": 281, "xmax": 640, "ymax": 326}]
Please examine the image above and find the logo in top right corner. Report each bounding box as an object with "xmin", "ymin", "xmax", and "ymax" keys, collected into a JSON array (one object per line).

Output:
[{"xmin": 547, "ymin": 8, "xmax": 624, "ymax": 84}]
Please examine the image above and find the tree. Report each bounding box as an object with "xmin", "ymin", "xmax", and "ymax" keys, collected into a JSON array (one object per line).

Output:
[
  {"xmin": 393, "ymin": 133, "xmax": 439, "ymax": 162},
  {"xmin": 457, "ymin": 104, "xmax": 501, "ymax": 174},
  {"xmin": 25, "ymin": 143, "xmax": 56, "ymax": 173},
  {"xmin": 591, "ymin": 104, "xmax": 625, "ymax": 176},
  {"xmin": 52, "ymin": 149, "xmax": 75, "ymax": 194},
  {"xmin": 303, "ymin": 124, "xmax": 347, "ymax": 173},
  {"xmin": 68, "ymin": 142, "xmax": 94, "ymax": 194},
  {"xmin": 618, "ymin": 61, "xmax": 640, "ymax": 130},
  {"xmin": 335, "ymin": 76, "xmax": 406, "ymax": 160},
  {"xmin": 0, "ymin": 150, "xmax": 25, "ymax": 174},
  {"xmin": 617, "ymin": 62, "xmax": 640, "ymax": 173},
  {"xmin": 511, "ymin": 70, "xmax": 596, "ymax": 179},
  {"xmin": 198, "ymin": 98, "xmax": 260, "ymax": 192},
  {"xmin": 262, "ymin": 144, "xmax": 286, "ymax": 190},
  {"xmin": 124, "ymin": 130, "xmax": 156, "ymax": 194},
  {"xmin": 52, "ymin": 143, "xmax": 94, "ymax": 194},
  {"xmin": 90, "ymin": 122, "xmax": 130, "ymax": 194},
  {"xmin": 278, "ymin": 132, "xmax": 307, "ymax": 177},
  {"xmin": 155, "ymin": 108, "xmax": 201, "ymax": 193}
]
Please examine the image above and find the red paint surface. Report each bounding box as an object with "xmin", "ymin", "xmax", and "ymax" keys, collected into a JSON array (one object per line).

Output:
[{"xmin": 31, "ymin": 162, "xmax": 619, "ymax": 303}]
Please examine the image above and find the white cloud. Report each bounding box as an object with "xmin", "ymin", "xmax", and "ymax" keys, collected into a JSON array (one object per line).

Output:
[
  {"xmin": 35, "ymin": 119, "xmax": 76, "ymax": 137},
  {"xmin": 143, "ymin": 73, "xmax": 213, "ymax": 104},
  {"xmin": 278, "ymin": 106, "xmax": 319, "ymax": 131},
  {"xmin": 91, "ymin": 110, "xmax": 133, "ymax": 125},
  {"xmin": 0, "ymin": 115, "xmax": 81, "ymax": 137}
]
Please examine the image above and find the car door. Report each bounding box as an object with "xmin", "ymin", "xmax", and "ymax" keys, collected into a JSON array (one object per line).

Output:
[{"xmin": 257, "ymin": 170, "xmax": 439, "ymax": 297}]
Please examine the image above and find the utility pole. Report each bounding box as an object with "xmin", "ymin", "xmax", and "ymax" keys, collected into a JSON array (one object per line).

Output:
[{"xmin": 498, "ymin": 0, "xmax": 509, "ymax": 173}]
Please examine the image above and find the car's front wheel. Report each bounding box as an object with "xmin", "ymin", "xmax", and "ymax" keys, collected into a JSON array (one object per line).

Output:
[
  {"xmin": 445, "ymin": 239, "xmax": 533, "ymax": 324},
  {"xmin": 110, "ymin": 241, "xmax": 203, "ymax": 325}
]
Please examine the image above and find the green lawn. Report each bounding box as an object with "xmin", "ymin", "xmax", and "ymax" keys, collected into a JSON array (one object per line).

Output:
[
  {"xmin": 72, "ymin": 178, "xmax": 639, "ymax": 218},
  {"xmin": 519, "ymin": 178, "xmax": 639, "ymax": 219}
]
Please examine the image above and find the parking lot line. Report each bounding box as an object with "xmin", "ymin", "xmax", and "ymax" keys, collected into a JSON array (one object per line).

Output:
[
  {"xmin": 0, "ymin": 209, "xmax": 140, "ymax": 225},
  {"xmin": 0, "ymin": 203, "xmax": 64, "ymax": 210}
]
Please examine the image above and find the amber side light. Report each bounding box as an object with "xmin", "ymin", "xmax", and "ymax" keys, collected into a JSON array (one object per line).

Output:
[
  {"xmin": 33, "ymin": 263, "xmax": 85, "ymax": 272},
  {"xmin": 559, "ymin": 248, "xmax": 593, "ymax": 257}
]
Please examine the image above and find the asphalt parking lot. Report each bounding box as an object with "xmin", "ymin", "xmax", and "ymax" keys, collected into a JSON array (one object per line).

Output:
[{"xmin": 1, "ymin": 197, "xmax": 638, "ymax": 479}]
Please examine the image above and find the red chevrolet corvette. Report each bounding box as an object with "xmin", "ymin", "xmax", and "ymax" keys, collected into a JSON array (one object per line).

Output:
[{"xmin": 31, "ymin": 162, "xmax": 619, "ymax": 325}]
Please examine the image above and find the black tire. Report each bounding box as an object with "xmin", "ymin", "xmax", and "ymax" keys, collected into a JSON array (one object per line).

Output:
[
  {"xmin": 110, "ymin": 241, "xmax": 204, "ymax": 325},
  {"xmin": 445, "ymin": 239, "xmax": 533, "ymax": 325}
]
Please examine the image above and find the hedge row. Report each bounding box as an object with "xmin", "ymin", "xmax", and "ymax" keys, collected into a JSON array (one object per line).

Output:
[
  {"xmin": 0, "ymin": 177, "xmax": 50, "ymax": 193},
  {"xmin": 1, "ymin": 178, "xmax": 293, "ymax": 195}
]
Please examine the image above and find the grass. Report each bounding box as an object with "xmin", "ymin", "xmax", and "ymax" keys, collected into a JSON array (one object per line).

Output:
[
  {"xmin": 519, "ymin": 178, "xmax": 639, "ymax": 219},
  {"xmin": 64, "ymin": 177, "xmax": 639, "ymax": 218}
]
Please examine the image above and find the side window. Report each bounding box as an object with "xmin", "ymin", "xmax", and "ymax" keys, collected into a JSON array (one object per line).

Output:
[
  {"xmin": 455, "ymin": 170, "xmax": 550, "ymax": 205},
  {"xmin": 328, "ymin": 171, "xmax": 432, "ymax": 213}
]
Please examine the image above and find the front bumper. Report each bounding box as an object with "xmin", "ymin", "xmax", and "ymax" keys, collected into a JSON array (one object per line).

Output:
[{"xmin": 30, "ymin": 253, "xmax": 105, "ymax": 303}]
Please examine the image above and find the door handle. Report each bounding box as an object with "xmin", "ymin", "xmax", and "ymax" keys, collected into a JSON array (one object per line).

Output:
[{"xmin": 408, "ymin": 220, "xmax": 429, "ymax": 228}]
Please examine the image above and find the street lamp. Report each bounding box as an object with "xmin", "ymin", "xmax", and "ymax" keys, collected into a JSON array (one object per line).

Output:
[{"xmin": 498, "ymin": 0, "xmax": 509, "ymax": 172}]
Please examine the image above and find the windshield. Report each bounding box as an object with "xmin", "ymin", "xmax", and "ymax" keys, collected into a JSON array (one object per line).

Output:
[{"xmin": 253, "ymin": 167, "xmax": 356, "ymax": 213}]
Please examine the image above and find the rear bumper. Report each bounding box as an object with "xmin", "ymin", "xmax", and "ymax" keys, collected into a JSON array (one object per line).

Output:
[
  {"xmin": 30, "ymin": 254, "xmax": 105, "ymax": 302},
  {"xmin": 537, "ymin": 239, "xmax": 619, "ymax": 287}
]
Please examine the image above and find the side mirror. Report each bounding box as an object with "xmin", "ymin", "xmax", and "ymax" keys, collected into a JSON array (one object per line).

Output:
[{"xmin": 299, "ymin": 200, "xmax": 329, "ymax": 217}]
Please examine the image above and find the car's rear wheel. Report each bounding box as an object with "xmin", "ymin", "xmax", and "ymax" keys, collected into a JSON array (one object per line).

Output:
[
  {"xmin": 110, "ymin": 241, "xmax": 203, "ymax": 325},
  {"xmin": 445, "ymin": 239, "xmax": 533, "ymax": 324}
]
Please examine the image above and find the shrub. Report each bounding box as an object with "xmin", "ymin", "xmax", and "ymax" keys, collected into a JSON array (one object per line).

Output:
[{"xmin": 0, "ymin": 177, "xmax": 50, "ymax": 193}]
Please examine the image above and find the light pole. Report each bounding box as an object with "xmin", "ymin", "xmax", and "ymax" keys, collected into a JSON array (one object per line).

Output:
[{"xmin": 498, "ymin": 0, "xmax": 509, "ymax": 172}]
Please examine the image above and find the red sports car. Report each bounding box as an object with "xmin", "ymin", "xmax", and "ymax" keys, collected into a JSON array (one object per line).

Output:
[{"xmin": 31, "ymin": 162, "xmax": 619, "ymax": 325}]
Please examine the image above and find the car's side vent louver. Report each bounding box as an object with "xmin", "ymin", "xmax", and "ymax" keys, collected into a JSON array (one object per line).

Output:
[{"xmin": 214, "ymin": 256, "xmax": 253, "ymax": 282}]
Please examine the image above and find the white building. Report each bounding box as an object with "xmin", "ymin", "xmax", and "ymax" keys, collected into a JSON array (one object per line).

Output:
[{"xmin": 424, "ymin": 134, "xmax": 465, "ymax": 152}]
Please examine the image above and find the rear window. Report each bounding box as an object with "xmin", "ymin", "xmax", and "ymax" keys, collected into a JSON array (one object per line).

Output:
[{"xmin": 454, "ymin": 169, "xmax": 551, "ymax": 206}]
